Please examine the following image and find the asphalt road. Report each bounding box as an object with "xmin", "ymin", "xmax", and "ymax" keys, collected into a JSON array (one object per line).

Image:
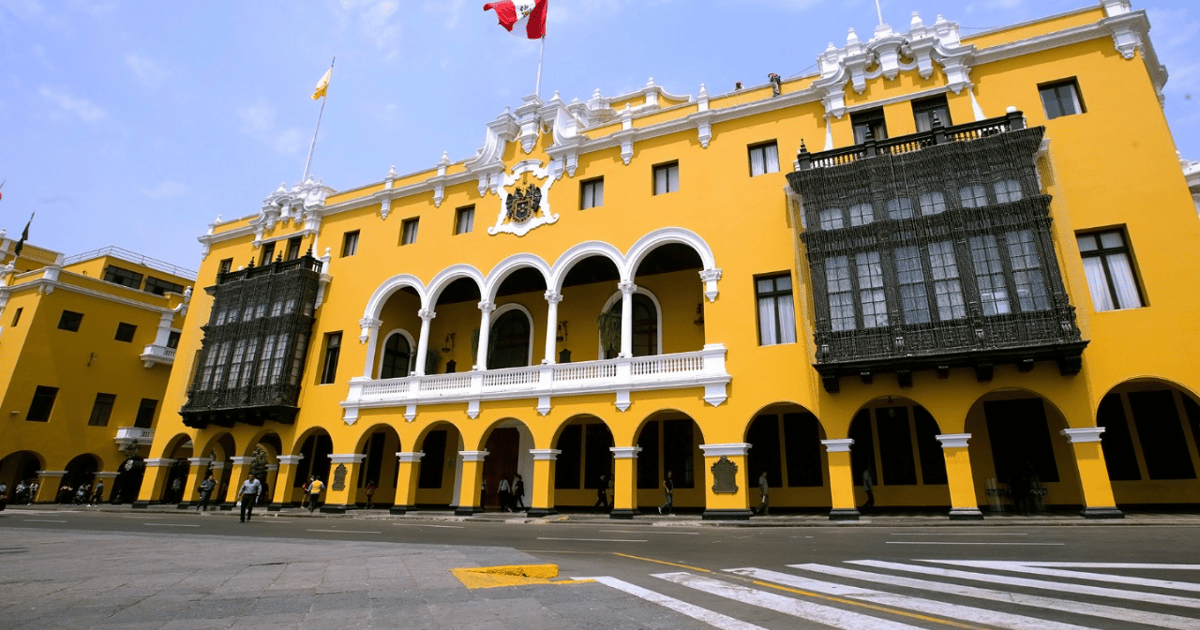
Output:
[{"xmin": 2, "ymin": 507, "xmax": 1199, "ymax": 629}]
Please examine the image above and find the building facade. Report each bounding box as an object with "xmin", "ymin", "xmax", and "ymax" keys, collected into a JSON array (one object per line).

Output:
[
  {"xmin": 0, "ymin": 238, "xmax": 194, "ymax": 504},
  {"xmin": 140, "ymin": 0, "xmax": 1200, "ymax": 519}
]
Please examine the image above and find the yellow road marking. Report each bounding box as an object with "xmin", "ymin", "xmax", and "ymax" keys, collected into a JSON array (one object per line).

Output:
[
  {"xmin": 451, "ymin": 564, "xmax": 592, "ymax": 589},
  {"xmin": 751, "ymin": 580, "xmax": 991, "ymax": 630},
  {"xmin": 613, "ymin": 552, "xmax": 711, "ymax": 573}
]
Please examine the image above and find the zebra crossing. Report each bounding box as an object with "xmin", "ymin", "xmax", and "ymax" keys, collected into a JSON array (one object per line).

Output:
[{"xmin": 577, "ymin": 560, "xmax": 1200, "ymax": 629}]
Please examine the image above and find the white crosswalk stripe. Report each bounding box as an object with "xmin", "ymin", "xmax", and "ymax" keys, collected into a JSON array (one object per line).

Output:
[
  {"xmin": 654, "ymin": 571, "xmax": 930, "ymax": 630},
  {"xmin": 582, "ymin": 560, "xmax": 1200, "ymax": 630},
  {"xmin": 729, "ymin": 566, "xmax": 1095, "ymax": 630}
]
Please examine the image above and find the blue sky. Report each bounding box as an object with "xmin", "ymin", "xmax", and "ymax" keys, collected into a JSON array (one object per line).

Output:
[{"xmin": 1, "ymin": 0, "xmax": 1196, "ymax": 268}]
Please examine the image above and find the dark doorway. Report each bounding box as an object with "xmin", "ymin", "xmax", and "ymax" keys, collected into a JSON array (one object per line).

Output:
[{"xmin": 481, "ymin": 428, "xmax": 520, "ymax": 509}]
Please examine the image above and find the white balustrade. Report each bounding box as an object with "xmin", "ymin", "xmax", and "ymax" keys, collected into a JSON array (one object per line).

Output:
[{"xmin": 340, "ymin": 344, "xmax": 730, "ymax": 422}]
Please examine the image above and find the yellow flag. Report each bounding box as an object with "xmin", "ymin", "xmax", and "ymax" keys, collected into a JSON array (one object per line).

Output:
[{"xmin": 312, "ymin": 67, "xmax": 332, "ymax": 100}]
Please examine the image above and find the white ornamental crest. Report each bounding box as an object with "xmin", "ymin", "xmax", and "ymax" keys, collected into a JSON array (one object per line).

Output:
[
  {"xmin": 514, "ymin": 0, "xmax": 537, "ymax": 18},
  {"xmin": 488, "ymin": 159, "xmax": 558, "ymax": 237}
]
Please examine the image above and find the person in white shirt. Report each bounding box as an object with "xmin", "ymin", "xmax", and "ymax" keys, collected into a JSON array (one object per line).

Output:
[{"xmin": 238, "ymin": 474, "xmax": 263, "ymax": 523}]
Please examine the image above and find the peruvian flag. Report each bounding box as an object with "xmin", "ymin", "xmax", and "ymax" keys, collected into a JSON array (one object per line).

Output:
[{"xmin": 483, "ymin": 0, "xmax": 547, "ymax": 39}]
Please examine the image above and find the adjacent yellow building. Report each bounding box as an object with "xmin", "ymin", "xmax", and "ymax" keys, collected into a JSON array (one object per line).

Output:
[
  {"xmin": 0, "ymin": 238, "xmax": 194, "ymax": 504},
  {"xmin": 137, "ymin": 0, "xmax": 1199, "ymax": 520}
]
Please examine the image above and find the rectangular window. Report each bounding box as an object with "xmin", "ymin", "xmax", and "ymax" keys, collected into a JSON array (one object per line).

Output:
[
  {"xmin": 260, "ymin": 241, "xmax": 276, "ymax": 266},
  {"xmin": 849, "ymin": 203, "xmax": 874, "ymax": 227},
  {"xmin": 970, "ymin": 235, "xmax": 1011, "ymax": 316},
  {"xmin": 580, "ymin": 178, "xmax": 604, "ymax": 209},
  {"xmin": 27, "ymin": 386, "xmax": 59, "ymax": 422},
  {"xmin": 894, "ymin": 246, "xmax": 930, "ymax": 324},
  {"xmin": 851, "ymin": 107, "xmax": 887, "ymax": 144},
  {"xmin": 928, "ymin": 241, "xmax": 966, "ymax": 320},
  {"xmin": 320, "ymin": 332, "xmax": 342, "ymax": 384},
  {"xmin": 218, "ymin": 258, "xmax": 233, "ymax": 277},
  {"xmin": 58, "ymin": 310, "xmax": 83, "ymax": 332},
  {"xmin": 103, "ymin": 265, "xmax": 144, "ymax": 289},
  {"xmin": 1006, "ymin": 230, "xmax": 1049, "ymax": 312},
  {"xmin": 748, "ymin": 142, "xmax": 780, "ymax": 177},
  {"xmin": 886, "ymin": 198, "xmax": 914, "ymax": 220},
  {"xmin": 341, "ymin": 230, "xmax": 360, "ymax": 257},
  {"xmin": 994, "ymin": 179, "xmax": 1023, "ymax": 203},
  {"xmin": 755, "ymin": 273, "xmax": 797, "ymax": 346},
  {"xmin": 134, "ymin": 398, "xmax": 158, "ymax": 429},
  {"xmin": 652, "ymin": 162, "xmax": 679, "ymax": 195},
  {"xmin": 167, "ymin": 331, "xmax": 181, "ymax": 349},
  {"xmin": 1078, "ymin": 229, "xmax": 1144, "ymax": 311},
  {"xmin": 912, "ymin": 94, "xmax": 951, "ymax": 132},
  {"xmin": 286, "ymin": 236, "xmax": 303, "ymax": 261},
  {"xmin": 1039, "ymin": 78, "xmax": 1085, "ymax": 119},
  {"xmin": 11, "ymin": 307, "xmax": 22, "ymax": 326},
  {"xmin": 88, "ymin": 393, "xmax": 116, "ymax": 426},
  {"xmin": 455, "ymin": 206, "xmax": 475, "ymax": 235},
  {"xmin": 819, "ymin": 208, "xmax": 845, "ymax": 230},
  {"xmin": 115, "ymin": 322, "xmax": 137, "ymax": 343},
  {"xmin": 825, "ymin": 256, "xmax": 856, "ymax": 331},
  {"xmin": 959, "ymin": 185, "xmax": 988, "ymax": 208},
  {"xmin": 856, "ymin": 251, "xmax": 887, "ymax": 328},
  {"xmin": 143, "ymin": 277, "xmax": 184, "ymax": 296},
  {"xmin": 918, "ymin": 192, "xmax": 946, "ymax": 216},
  {"xmin": 400, "ymin": 218, "xmax": 419, "ymax": 245}
]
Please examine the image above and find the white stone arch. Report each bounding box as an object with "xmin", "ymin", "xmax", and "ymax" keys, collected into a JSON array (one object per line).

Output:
[
  {"xmin": 361, "ymin": 273, "xmax": 427, "ymax": 378},
  {"xmin": 549, "ymin": 240, "xmax": 626, "ymax": 294},
  {"xmin": 483, "ymin": 253, "xmax": 553, "ymax": 303},
  {"xmin": 597, "ymin": 286, "xmax": 664, "ymax": 358},
  {"xmin": 624, "ymin": 226, "xmax": 722, "ymax": 302},
  {"xmin": 376, "ymin": 328, "xmax": 418, "ymax": 379},
  {"xmin": 426, "ymin": 263, "xmax": 487, "ymax": 308},
  {"xmin": 489, "ymin": 302, "xmax": 537, "ymax": 367}
]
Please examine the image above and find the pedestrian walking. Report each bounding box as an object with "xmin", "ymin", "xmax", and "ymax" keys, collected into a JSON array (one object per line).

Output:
[
  {"xmin": 91, "ymin": 480, "xmax": 104, "ymax": 506},
  {"xmin": 365, "ymin": 480, "xmax": 376, "ymax": 509},
  {"xmin": 238, "ymin": 474, "xmax": 262, "ymax": 523},
  {"xmin": 861, "ymin": 468, "xmax": 875, "ymax": 511},
  {"xmin": 197, "ymin": 474, "xmax": 216, "ymax": 511},
  {"xmin": 512, "ymin": 474, "xmax": 525, "ymax": 511},
  {"xmin": 307, "ymin": 477, "xmax": 324, "ymax": 513},
  {"xmin": 301, "ymin": 476, "xmax": 313, "ymax": 509},
  {"xmin": 498, "ymin": 477, "xmax": 512, "ymax": 512},
  {"xmin": 594, "ymin": 474, "xmax": 609, "ymax": 512},
  {"xmin": 170, "ymin": 477, "xmax": 183, "ymax": 503},
  {"xmin": 756, "ymin": 471, "xmax": 769, "ymax": 516},
  {"xmin": 658, "ymin": 470, "xmax": 674, "ymax": 515},
  {"xmin": 28, "ymin": 479, "xmax": 39, "ymax": 504}
]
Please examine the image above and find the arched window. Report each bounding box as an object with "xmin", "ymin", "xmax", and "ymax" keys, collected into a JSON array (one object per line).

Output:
[
  {"xmin": 490, "ymin": 310, "xmax": 531, "ymax": 369},
  {"xmin": 380, "ymin": 333, "xmax": 411, "ymax": 379},
  {"xmin": 603, "ymin": 294, "xmax": 659, "ymax": 358}
]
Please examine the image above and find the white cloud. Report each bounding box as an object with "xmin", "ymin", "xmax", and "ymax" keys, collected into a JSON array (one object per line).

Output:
[
  {"xmin": 332, "ymin": 0, "xmax": 403, "ymax": 62},
  {"xmin": 1148, "ymin": 8, "xmax": 1200, "ymax": 98},
  {"xmin": 141, "ymin": 181, "xmax": 188, "ymax": 199},
  {"xmin": 38, "ymin": 85, "xmax": 106, "ymax": 122},
  {"xmin": 238, "ymin": 98, "xmax": 305, "ymax": 157},
  {"xmin": 423, "ymin": 0, "xmax": 466, "ymax": 30},
  {"xmin": 126, "ymin": 53, "xmax": 170, "ymax": 85},
  {"xmin": 362, "ymin": 102, "xmax": 402, "ymax": 128}
]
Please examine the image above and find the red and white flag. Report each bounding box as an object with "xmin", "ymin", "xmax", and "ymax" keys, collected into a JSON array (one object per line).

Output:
[{"xmin": 483, "ymin": 0, "xmax": 547, "ymax": 39}]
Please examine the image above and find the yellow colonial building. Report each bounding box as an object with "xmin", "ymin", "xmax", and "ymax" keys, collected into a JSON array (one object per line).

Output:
[
  {"xmin": 0, "ymin": 237, "xmax": 194, "ymax": 504},
  {"xmin": 141, "ymin": 0, "xmax": 1200, "ymax": 520}
]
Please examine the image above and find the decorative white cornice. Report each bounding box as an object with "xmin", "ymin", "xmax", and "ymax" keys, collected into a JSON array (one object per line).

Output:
[
  {"xmin": 529, "ymin": 449, "xmax": 562, "ymax": 461},
  {"xmin": 396, "ymin": 452, "xmax": 425, "ymax": 463},
  {"xmin": 610, "ymin": 446, "xmax": 642, "ymax": 459},
  {"xmin": 277, "ymin": 455, "xmax": 305, "ymax": 465},
  {"xmin": 699, "ymin": 443, "xmax": 752, "ymax": 458},
  {"xmin": 459, "ymin": 450, "xmax": 489, "ymax": 463},
  {"xmin": 1061, "ymin": 427, "xmax": 1106, "ymax": 444},
  {"xmin": 821, "ymin": 439, "xmax": 854, "ymax": 453},
  {"xmin": 0, "ymin": 270, "xmax": 176, "ymax": 317},
  {"xmin": 936, "ymin": 433, "xmax": 972, "ymax": 449},
  {"xmin": 328, "ymin": 453, "xmax": 367, "ymax": 464},
  {"xmin": 187, "ymin": 457, "xmax": 213, "ymax": 467}
]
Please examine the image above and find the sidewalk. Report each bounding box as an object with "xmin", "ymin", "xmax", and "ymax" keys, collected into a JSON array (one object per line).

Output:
[{"xmin": 7, "ymin": 502, "xmax": 1199, "ymax": 527}]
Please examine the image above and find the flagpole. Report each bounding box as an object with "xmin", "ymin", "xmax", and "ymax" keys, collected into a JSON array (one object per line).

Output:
[
  {"xmin": 535, "ymin": 36, "xmax": 545, "ymax": 98},
  {"xmin": 303, "ymin": 58, "xmax": 335, "ymax": 183}
]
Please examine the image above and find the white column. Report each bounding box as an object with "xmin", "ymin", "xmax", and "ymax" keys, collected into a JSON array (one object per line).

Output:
[
  {"xmin": 543, "ymin": 290, "xmax": 562, "ymax": 364},
  {"xmin": 474, "ymin": 300, "xmax": 496, "ymax": 370},
  {"xmin": 618, "ymin": 280, "xmax": 637, "ymax": 358},
  {"xmin": 359, "ymin": 317, "xmax": 382, "ymax": 376},
  {"xmin": 414, "ymin": 308, "xmax": 436, "ymax": 376}
]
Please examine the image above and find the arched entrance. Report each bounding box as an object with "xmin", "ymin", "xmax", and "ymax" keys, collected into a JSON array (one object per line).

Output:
[
  {"xmin": 489, "ymin": 309, "xmax": 532, "ymax": 369},
  {"xmin": 481, "ymin": 419, "xmax": 534, "ymax": 511},
  {"xmin": 293, "ymin": 430, "xmax": 333, "ymax": 495},
  {"xmin": 61, "ymin": 454, "xmax": 100, "ymax": 504},
  {"xmin": 356, "ymin": 424, "xmax": 401, "ymax": 508},
  {"xmin": 847, "ymin": 398, "xmax": 949, "ymax": 511},
  {"xmin": 746, "ymin": 405, "xmax": 828, "ymax": 512},
  {"xmin": 0, "ymin": 451, "xmax": 43, "ymax": 503},
  {"xmin": 552, "ymin": 415, "xmax": 614, "ymax": 510},
  {"xmin": 414, "ymin": 422, "xmax": 463, "ymax": 508},
  {"xmin": 160, "ymin": 435, "xmax": 195, "ymax": 504},
  {"xmin": 635, "ymin": 412, "xmax": 704, "ymax": 512},
  {"xmin": 1096, "ymin": 380, "xmax": 1200, "ymax": 506}
]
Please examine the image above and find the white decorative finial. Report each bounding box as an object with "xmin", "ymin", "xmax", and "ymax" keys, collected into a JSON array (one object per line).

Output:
[
  {"xmin": 439, "ymin": 151, "xmax": 451, "ymax": 165},
  {"xmin": 698, "ymin": 84, "xmax": 708, "ymax": 98},
  {"xmin": 386, "ymin": 165, "xmax": 398, "ymax": 178},
  {"xmin": 911, "ymin": 11, "xmax": 923, "ymax": 29},
  {"xmin": 646, "ymin": 77, "xmax": 656, "ymax": 87},
  {"xmin": 847, "ymin": 28, "xmax": 860, "ymax": 46}
]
